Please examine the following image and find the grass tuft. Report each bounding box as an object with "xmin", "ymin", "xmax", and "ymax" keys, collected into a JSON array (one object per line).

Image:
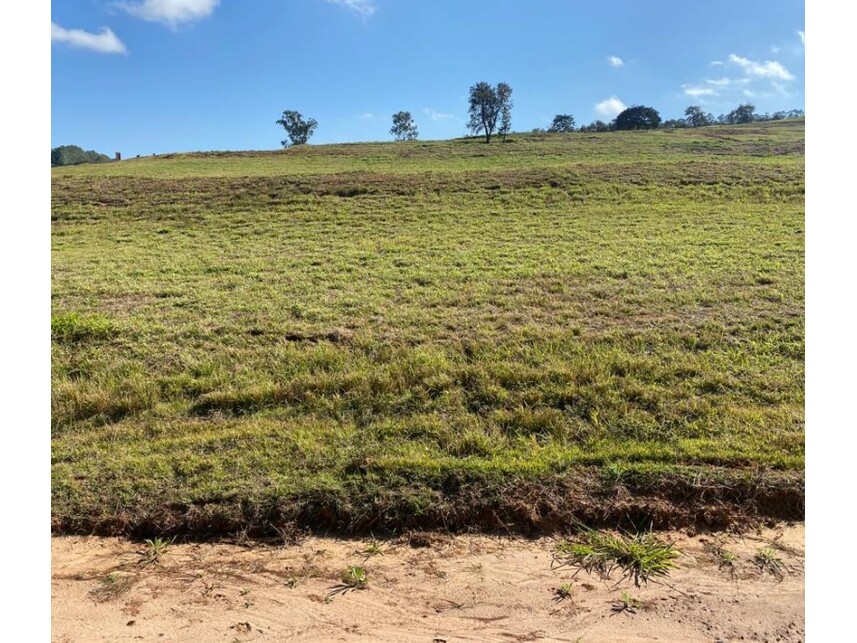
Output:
[
  {"xmin": 754, "ymin": 547, "xmax": 787, "ymax": 580},
  {"xmin": 554, "ymin": 527, "xmax": 679, "ymax": 587},
  {"xmin": 51, "ymin": 312, "xmax": 116, "ymax": 343}
]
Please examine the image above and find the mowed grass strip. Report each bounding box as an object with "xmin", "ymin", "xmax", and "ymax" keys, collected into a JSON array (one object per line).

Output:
[{"xmin": 51, "ymin": 121, "xmax": 804, "ymax": 535}]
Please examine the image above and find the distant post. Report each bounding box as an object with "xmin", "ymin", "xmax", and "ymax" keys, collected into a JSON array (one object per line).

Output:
[{"xmin": 115, "ymin": 152, "xmax": 121, "ymax": 161}]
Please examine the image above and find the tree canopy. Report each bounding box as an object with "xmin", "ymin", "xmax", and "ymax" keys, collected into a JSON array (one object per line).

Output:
[
  {"xmin": 51, "ymin": 145, "xmax": 110, "ymax": 167},
  {"xmin": 467, "ymin": 82, "xmax": 513, "ymax": 143},
  {"xmin": 547, "ymin": 114, "xmax": 576, "ymax": 133},
  {"xmin": 684, "ymin": 106, "xmax": 714, "ymax": 128},
  {"xmin": 614, "ymin": 106, "xmax": 662, "ymax": 130},
  {"xmin": 276, "ymin": 110, "xmax": 318, "ymax": 147},
  {"xmin": 390, "ymin": 111, "xmax": 418, "ymax": 141},
  {"xmin": 725, "ymin": 103, "xmax": 756, "ymax": 125}
]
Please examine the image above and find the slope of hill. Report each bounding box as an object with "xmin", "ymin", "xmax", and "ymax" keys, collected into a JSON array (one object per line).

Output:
[{"xmin": 51, "ymin": 121, "xmax": 805, "ymax": 536}]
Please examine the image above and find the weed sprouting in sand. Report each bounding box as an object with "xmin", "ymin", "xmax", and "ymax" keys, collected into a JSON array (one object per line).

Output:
[
  {"xmin": 552, "ymin": 583, "xmax": 574, "ymax": 602},
  {"xmin": 138, "ymin": 537, "xmax": 173, "ymax": 567},
  {"xmin": 703, "ymin": 539, "xmax": 737, "ymax": 578},
  {"xmin": 357, "ymin": 538, "xmax": 385, "ymax": 560},
  {"xmin": 553, "ymin": 527, "xmax": 679, "ymax": 588},
  {"xmin": 327, "ymin": 566, "xmax": 368, "ymax": 597},
  {"xmin": 611, "ymin": 592, "xmax": 641, "ymax": 614},
  {"xmin": 88, "ymin": 572, "xmax": 136, "ymax": 602},
  {"xmin": 754, "ymin": 547, "xmax": 787, "ymax": 580}
]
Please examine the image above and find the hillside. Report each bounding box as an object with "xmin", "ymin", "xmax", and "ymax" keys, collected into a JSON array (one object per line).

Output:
[{"xmin": 51, "ymin": 121, "xmax": 805, "ymax": 536}]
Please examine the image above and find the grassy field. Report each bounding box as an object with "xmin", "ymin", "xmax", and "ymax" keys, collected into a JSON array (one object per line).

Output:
[{"xmin": 51, "ymin": 121, "xmax": 804, "ymax": 536}]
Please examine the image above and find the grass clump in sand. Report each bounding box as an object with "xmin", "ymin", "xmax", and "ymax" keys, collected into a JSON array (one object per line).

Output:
[{"xmin": 553, "ymin": 527, "xmax": 679, "ymax": 587}]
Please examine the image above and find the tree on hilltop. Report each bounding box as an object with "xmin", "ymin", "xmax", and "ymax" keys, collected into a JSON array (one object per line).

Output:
[
  {"xmin": 467, "ymin": 81, "xmax": 513, "ymax": 143},
  {"xmin": 276, "ymin": 110, "xmax": 318, "ymax": 147},
  {"xmin": 548, "ymin": 114, "xmax": 576, "ymax": 133},
  {"xmin": 725, "ymin": 103, "xmax": 755, "ymax": 125},
  {"xmin": 684, "ymin": 105, "xmax": 714, "ymax": 128},
  {"xmin": 614, "ymin": 105, "xmax": 661, "ymax": 130},
  {"xmin": 51, "ymin": 145, "xmax": 110, "ymax": 166},
  {"xmin": 390, "ymin": 111, "xmax": 419, "ymax": 141}
]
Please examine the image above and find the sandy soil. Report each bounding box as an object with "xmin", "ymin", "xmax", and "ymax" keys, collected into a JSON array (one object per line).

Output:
[{"xmin": 52, "ymin": 525, "xmax": 804, "ymax": 643}]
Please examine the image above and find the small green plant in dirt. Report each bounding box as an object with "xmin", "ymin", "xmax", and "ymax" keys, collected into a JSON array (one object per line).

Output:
[
  {"xmin": 754, "ymin": 547, "xmax": 787, "ymax": 580},
  {"xmin": 327, "ymin": 565, "xmax": 368, "ymax": 597},
  {"xmin": 139, "ymin": 537, "xmax": 173, "ymax": 567},
  {"xmin": 703, "ymin": 539, "xmax": 737, "ymax": 578},
  {"xmin": 611, "ymin": 592, "xmax": 641, "ymax": 614},
  {"xmin": 88, "ymin": 572, "xmax": 136, "ymax": 602},
  {"xmin": 553, "ymin": 527, "xmax": 679, "ymax": 588},
  {"xmin": 357, "ymin": 538, "xmax": 385, "ymax": 559},
  {"xmin": 717, "ymin": 549, "xmax": 737, "ymax": 579},
  {"xmin": 552, "ymin": 583, "xmax": 574, "ymax": 602}
]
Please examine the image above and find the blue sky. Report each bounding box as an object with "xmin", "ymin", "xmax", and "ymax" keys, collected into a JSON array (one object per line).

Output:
[{"xmin": 51, "ymin": 0, "xmax": 805, "ymax": 155}]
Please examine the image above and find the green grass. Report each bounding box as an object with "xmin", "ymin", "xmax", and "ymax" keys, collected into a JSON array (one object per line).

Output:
[
  {"xmin": 553, "ymin": 528, "xmax": 680, "ymax": 587},
  {"xmin": 51, "ymin": 121, "xmax": 804, "ymax": 535}
]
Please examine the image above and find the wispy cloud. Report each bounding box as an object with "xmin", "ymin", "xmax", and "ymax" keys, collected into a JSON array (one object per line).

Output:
[
  {"xmin": 326, "ymin": 0, "xmax": 377, "ymax": 18},
  {"xmin": 120, "ymin": 0, "xmax": 219, "ymax": 28},
  {"xmin": 423, "ymin": 107, "xmax": 454, "ymax": 122},
  {"xmin": 51, "ymin": 22, "xmax": 127, "ymax": 54},
  {"xmin": 683, "ymin": 85, "xmax": 718, "ymax": 98},
  {"xmin": 710, "ymin": 60, "xmax": 725, "ymax": 66},
  {"xmin": 607, "ymin": 55, "xmax": 624, "ymax": 67},
  {"xmin": 357, "ymin": 112, "xmax": 374, "ymax": 120},
  {"xmin": 705, "ymin": 77, "xmax": 750, "ymax": 87},
  {"xmin": 594, "ymin": 96, "xmax": 626, "ymax": 118},
  {"xmin": 797, "ymin": 30, "xmax": 805, "ymax": 45},
  {"xmin": 728, "ymin": 54, "xmax": 794, "ymax": 81}
]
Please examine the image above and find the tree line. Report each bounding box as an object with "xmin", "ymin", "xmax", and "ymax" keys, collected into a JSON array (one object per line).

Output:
[
  {"xmin": 277, "ymin": 83, "xmax": 804, "ymax": 147},
  {"xmin": 51, "ymin": 145, "xmax": 111, "ymax": 166},
  {"xmin": 566, "ymin": 104, "xmax": 805, "ymax": 133}
]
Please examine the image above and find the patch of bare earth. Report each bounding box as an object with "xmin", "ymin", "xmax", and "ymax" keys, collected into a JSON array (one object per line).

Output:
[{"xmin": 52, "ymin": 524, "xmax": 803, "ymax": 642}]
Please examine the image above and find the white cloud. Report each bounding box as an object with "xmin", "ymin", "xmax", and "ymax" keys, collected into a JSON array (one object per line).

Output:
[
  {"xmin": 683, "ymin": 85, "xmax": 718, "ymax": 98},
  {"xmin": 797, "ymin": 30, "xmax": 805, "ymax": 45},
  {"xmin": 51, "ymin": 22, "xmax": 127, "ymax": 54},
  {"xmin": 422, "ymin": 107, "xmax": 454, "ymax": 122},
  {"xmin": 728, "ymin": 54, "xmax": 794, "ymax": 80},
  {"xmin": 705, "ymin": 77, "xmax": 750, "ymax": 87},
  {"xmin": 710, "ymin": 60, "xmax": 725, "ymax": 66},
  {"xmin": 770, "ymin": 45, "xmax": 781, "ymax": 54},
  {"xmin": 607, "ymin": 55, "xmax": 624, "ymax": 67},
  {"xmin": 326, "ymin": 0, "xmax": 377, "ymax": 18},
  {"xmin": 357, "ymin": 112, "xmax": 374, "ymax": 120},
  {"xmin": 121, "ymin": 0, "xmax": 219, "ymax": 28},
  {"xmin": 594, "ymin": 96, "xmax": 626, "ymax": 118}
]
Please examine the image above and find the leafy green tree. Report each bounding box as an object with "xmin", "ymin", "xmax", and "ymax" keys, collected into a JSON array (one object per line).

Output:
[
  {"xmin": 579, "ymin": 120, "xmax": 611, "ymax": 133},
  {"xmin": 467, "ymin": 81, "xmax": 513, "ymax": 143},
  {"xmin": 547, "ymin": 114, "xmax": 576, "ymax": 133},
  {"xmin": 390, "ymin": 111, "xmax": 418, "ymax": 141},
  {"xmin": 51, "ymin": 145, "xmax": 110, "ymax": 166},
  {"xmin": 499, "ymin": 84, "xmax": 513, "ymax": 142},
  {"xmin": 684, "ymin": 105, "xmax": 714, "ymax": 128},
  {"xmin": 276, "ymin": 110, "xmax": 318, "ymax": 147},
  {"xmin": 614, "ymin": 105, "xmax": 662, "ymax": 130},
  {"xmin": 725, "ymin": 103, "xmax": 755, "ymax": 124}
]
